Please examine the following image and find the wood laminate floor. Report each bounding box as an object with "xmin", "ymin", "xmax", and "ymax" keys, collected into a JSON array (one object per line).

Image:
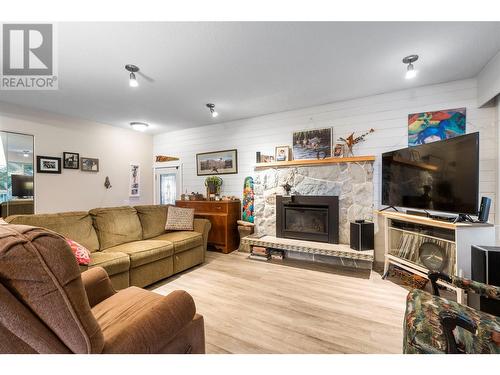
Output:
[{"xmin": 152, "ymin": 251, "xmax": 408, "ymax": 354}]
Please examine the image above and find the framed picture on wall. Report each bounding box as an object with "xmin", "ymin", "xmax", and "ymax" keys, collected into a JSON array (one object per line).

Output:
[
  {"xmin": 63, "ymin": 152, "xmax": 80, "ymax": 169},
  {"xmin": 36, "ymin": 156, "xmax": 61, "ymax": 174},
  {"xmin": 292, "ymin": 127, "xmax": 332, "ymax": 160},
  {"xmin": 81, "ymin": 157, "xmax": 99, "ymax": 172},
  {"xmin": 408, "ymin": 108, "xmax": 466, "ymax": 146},
  {"xmin": 129, "ymin": 163, "xmax": 140, "ymax": 197},
  {"xmin": 196, "ymin": 149, "xmax": 238, "ymax": 176}
]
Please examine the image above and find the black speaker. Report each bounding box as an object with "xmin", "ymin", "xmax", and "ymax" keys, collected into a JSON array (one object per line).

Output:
[
  {"xmin": 350, "ymin": 220, "xmax": 374, "ymax": 251},
  {"xmin": 470, "ymin": 245, "xmax": 500, "ymax": 316},
  {"xmin": 478, "ymin": 197, "xmax": 491, "ymax": 223}
]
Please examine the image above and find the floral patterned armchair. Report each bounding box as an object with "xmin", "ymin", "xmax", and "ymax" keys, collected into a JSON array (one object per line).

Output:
[{"xmin": 403, "ymin": 272, "xmax": 500, "ymax": 354}]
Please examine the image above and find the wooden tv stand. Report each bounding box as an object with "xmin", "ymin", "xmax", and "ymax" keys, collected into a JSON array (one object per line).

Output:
[{"xmin": 378, "ymin": 211, "xmax": 495, "ymax": 303}]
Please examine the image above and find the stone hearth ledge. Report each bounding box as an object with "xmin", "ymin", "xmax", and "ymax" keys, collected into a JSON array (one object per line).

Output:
[{"xmin": 242, "ymin": 235, "xmax": 373, "ymax": 269}]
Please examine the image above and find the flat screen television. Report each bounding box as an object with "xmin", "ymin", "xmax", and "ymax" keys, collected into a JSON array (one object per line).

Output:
[
  {"xmin": 382, "ymin": 133, "xmax": 479, "ymax": 215},
  {"xmin": 11, "ymin": 175, "xmax": 34, "ymax": 198}
]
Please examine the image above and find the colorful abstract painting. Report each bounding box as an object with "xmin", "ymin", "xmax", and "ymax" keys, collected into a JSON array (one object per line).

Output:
[{"xmin": 408, "ymin": 108, "xmax": 466, "ymax": 146}]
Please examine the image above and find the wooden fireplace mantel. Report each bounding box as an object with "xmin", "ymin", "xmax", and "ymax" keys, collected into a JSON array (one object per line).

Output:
[{"xmin": 254, "ymin": 155, "xmax": 375, "ymax": 170}]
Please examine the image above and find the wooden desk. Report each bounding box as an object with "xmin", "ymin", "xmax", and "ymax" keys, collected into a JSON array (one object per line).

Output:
[{"xmin": 176, "ymin": 200, "xmax": 241, "ymax": 253}]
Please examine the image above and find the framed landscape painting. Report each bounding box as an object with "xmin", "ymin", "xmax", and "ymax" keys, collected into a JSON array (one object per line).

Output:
[
  {"xmin": 292, "ymin": 127, "xmax": 332, "ymax": 160},
  {"xmin": 196, "ymin": 149, "xmax": 238, "ymax": 176},
  {"xmin": 408, "ymin": 107, "xmax": 466, "ymax": 146}
]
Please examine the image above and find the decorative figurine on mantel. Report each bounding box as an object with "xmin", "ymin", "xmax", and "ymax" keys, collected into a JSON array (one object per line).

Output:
[
  {"xmin": 282, "ymin": 182, "xmax": 292, "ymax": 196},
  {"xmin": 338, "ymin": 128, "xmax": 375, "ymax": 157}
]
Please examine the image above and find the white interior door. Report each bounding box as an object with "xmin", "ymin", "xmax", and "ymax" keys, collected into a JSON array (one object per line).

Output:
[{"xmin": 154, "ymin": 166, "xmax": 181, "ymax": 205}]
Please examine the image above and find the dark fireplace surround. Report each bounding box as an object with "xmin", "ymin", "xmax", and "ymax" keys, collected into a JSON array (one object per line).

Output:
[{"xmin": 276, "ymin": 195, "xmax": 339, "ymax": 244}]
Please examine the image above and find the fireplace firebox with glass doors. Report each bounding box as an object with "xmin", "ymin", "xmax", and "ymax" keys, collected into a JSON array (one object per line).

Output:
[{"xmin": 276, "ymin": 195, "xmax": 339, "ymax": 244}]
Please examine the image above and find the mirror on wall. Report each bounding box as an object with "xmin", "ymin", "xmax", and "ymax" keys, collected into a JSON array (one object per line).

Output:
[{"xmin": 0, "ymin": 131, "xmax": 34, "ymax": 218}]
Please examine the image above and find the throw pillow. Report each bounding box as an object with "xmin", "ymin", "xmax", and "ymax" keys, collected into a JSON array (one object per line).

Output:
[
  {"xmin": 165, "ymin": 206, "xmax": 195, "ymax": 231},
  {"xmin": 65, "ymin": 238, "xmax": 91, "ymax": 266}
]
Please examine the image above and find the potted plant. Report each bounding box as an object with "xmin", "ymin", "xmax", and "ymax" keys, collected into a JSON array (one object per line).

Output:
[{"xmin": 205, "ymin": 176, "xmax": 223, "ymax": 200}]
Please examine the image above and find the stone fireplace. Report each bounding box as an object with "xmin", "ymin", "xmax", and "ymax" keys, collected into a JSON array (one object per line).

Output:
[
  {"xmin": 276, "ymin": 195, "xmax": 339, "ymax": 243},
  {"xmin": 254, "ymin": 162, "xmax": 374, "ymax": 244}
]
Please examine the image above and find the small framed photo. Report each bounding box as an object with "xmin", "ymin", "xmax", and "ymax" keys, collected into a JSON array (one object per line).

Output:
[
  {"xmin": 260, "ymin": 154, "xmax": 275, "ymax": 163},
  {"xmin": 63, "ymin": 152, "xmax": 80, "ymax": 169},
  {"xmin": 37, "ymin": 156, "xmax": 62, "ymax": 174},
  {"xmin": 81, "ymin": 157, "xmax": 99, "ymax": 172},
  {"xmin": 275, "ymin": 146, "xmax": 291, "ymax": 162},
  {"xmin": 333, "ymin": 143, "xmax": 344, "ymax": 157}
]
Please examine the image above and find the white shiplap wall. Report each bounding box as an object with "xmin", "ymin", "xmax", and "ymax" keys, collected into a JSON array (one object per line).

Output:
[{"xmin": 154, "ymin": 79, "xmax": 497, "ymax": 221}]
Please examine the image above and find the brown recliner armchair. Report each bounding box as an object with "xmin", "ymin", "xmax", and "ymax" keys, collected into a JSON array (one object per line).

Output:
[{"xmin": 0, "ymin": 224, "xmax": 205, "ymax": 354}]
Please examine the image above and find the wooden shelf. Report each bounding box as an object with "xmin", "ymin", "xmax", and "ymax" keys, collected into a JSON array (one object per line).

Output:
[
  {"xmin": 389, "ymin": 226, "xmax": 455, "ymax": 244},
  {"xmin": 254, "ymin": 155, "xmax": 375, "ymax": 170},
  {"xmin": 377, "ymin": 210, "xmax": 494, "ymax": 229}
]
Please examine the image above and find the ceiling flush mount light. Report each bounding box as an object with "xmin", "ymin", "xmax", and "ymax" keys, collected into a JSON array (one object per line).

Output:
[
  {"xmin": 403, "ymin": 55, "xmax": 418, "ymax": 79},
  {"xmin": 130, "ymin": 122, "xmax": 149, "ymax": 132},
  {"xmin": 23, "ymin": 151, "xmax": 30, "ymax": 158},
  {"xmin": 206, "ymin": 103, "xmax": 218, "ymax": 118},
  {"xmin": 125, "ymin": 64, "xmax": 139, "ymax": 87}
]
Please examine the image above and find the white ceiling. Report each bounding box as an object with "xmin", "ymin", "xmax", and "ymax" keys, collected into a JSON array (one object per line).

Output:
[{"xmin": 1, "ymin": 22, "xmax": 500, "ymax": 134}]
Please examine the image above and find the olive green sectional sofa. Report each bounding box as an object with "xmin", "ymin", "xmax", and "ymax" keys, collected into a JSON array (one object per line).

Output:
[{"xmin": 6, "ymin": 205, "xmax": 211, "ymax": 290}]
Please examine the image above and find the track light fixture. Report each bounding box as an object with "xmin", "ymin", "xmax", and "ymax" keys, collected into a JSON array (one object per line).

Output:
[
  {"xmin": 130, "ymin": 122, "xmax": 149, "ymax": 132},
  {"xmin": 206, "ymin": 103, "xmax": 218, "ymax": 118},
  {"xmin": 402, "ymin": 55, "xmax": 418, "ymax": 79},
  {"xmin": 125, "ymin": 64, "xmax": 140, "ymax": 87}
]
